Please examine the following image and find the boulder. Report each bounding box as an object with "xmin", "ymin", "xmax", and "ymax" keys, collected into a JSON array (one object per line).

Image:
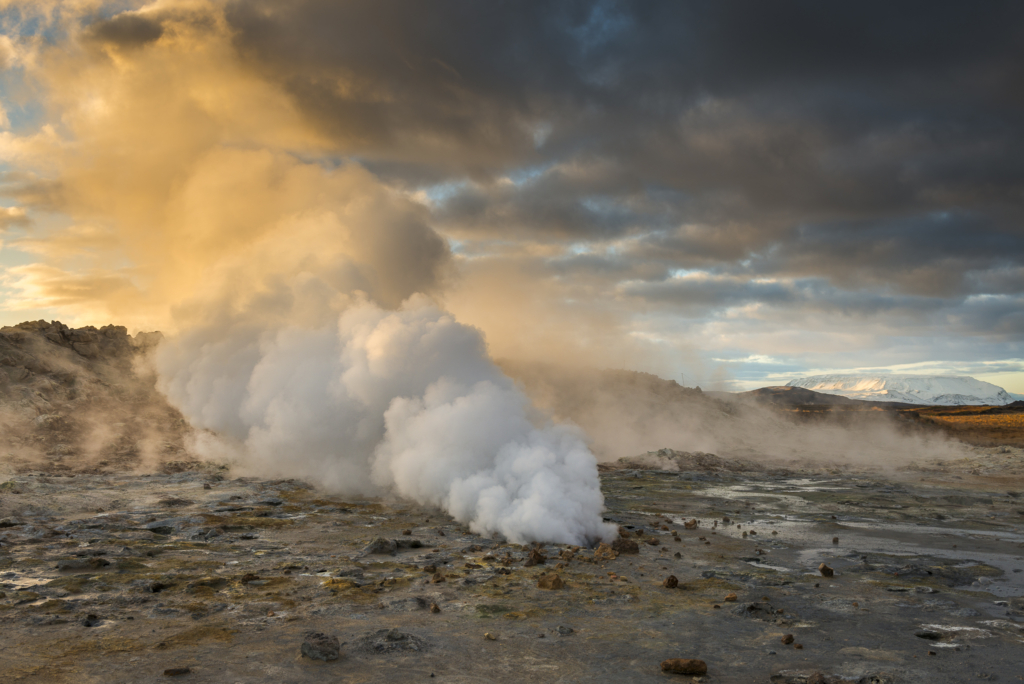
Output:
[{"xmin": 611, "ymin": 537, "xmax": 639, "ymax": 554}]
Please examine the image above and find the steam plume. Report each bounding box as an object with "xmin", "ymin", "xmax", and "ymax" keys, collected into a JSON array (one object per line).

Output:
[{"xmin": 156, "ymin": 297, "xmax": 615, "ymax": 545}]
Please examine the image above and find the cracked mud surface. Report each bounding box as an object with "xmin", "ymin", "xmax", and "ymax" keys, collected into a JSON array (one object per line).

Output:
[{"xmin": 2, "ymin": 452, "xmax": 1024, "ymax": 683}]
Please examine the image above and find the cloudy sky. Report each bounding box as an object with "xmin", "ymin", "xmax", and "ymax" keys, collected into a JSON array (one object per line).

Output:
[{"xmin": 1, "ymin": 0, "xmax": 1022, "ymax": 393}]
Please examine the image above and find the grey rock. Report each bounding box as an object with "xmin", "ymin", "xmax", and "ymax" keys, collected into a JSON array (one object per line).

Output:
[
  {"xmin": 357, "ymin": 628, "xmax": 427, "ymax": 653},
  {"xmin": 363, "ymin": 537, "xmax": 398, "ymax": 555},
  {"xmin": 301, "ymin": 631, "xmax": 341, "ymax": 661}
]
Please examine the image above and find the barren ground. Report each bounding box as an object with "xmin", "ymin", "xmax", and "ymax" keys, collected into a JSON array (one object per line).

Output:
[{"xmin": 2, "ymin": 448, "xmax": 1024, "ymax": 684}]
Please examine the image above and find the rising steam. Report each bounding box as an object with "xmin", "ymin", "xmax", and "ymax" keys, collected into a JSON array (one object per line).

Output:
[{"xmin": 155, "ymin": 297, "xmax": 615, "ymax": 545}]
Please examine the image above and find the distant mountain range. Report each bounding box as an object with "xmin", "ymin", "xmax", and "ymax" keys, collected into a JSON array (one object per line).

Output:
[{"xmin": 785, "ymin": 374, "xmax": 1015, "ymax": 406}]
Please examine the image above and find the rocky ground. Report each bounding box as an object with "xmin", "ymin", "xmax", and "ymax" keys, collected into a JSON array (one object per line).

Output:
[{"xmin": 2, "ymin": 449, "xmax": 1024, "ymax": 684}]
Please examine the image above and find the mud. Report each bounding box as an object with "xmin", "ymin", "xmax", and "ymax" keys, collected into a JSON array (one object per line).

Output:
[{"xmin": 1, "ymin": 448, "xmax": 1022, "ymax": 684}]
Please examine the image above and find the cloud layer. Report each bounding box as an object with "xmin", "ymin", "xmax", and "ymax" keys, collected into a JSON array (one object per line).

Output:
[{"xmin": 0, "ymin": 0, "xmax": 1022, "ymax": 389}]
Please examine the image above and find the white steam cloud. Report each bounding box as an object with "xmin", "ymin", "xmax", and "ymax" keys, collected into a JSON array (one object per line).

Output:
[{"xmin": 155, "ymin": 295, "xmax": 615, "ymax": 545}]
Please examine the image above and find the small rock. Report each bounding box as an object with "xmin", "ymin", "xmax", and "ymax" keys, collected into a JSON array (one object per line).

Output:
[
  {"xmin": 684, "ymin": 519, "xmax": 698, "ymax": 529},
  {"xmin": 484, "ymin": 632, "xmax": 496, "ymax": 640},
  {"xmin": 663, "ymin": 575, "xmax": 679, "ymax": 589},
  {"xmin": 724, "ymin": 593, "xmax": 737, "ymax": 602},
  {"xmin": 423, "ymin": 565, "xmax": 437, "ymax": 573},
  {"xmin": 794, "ymin": 643, "xmax": 803, "ymax": 650},
  {"xmin": 82, "ymin": 614, "xmax": 100, "ymax": 627},
  {"xmin": 557, "ymin": 625, "xmax": 574, "ymax": 636},
  {"xmin": 537, "ymin": 574, "xmax": 564, "ymax": 590},
  {"xmin": 163, "ymin": 668, "xmax": 191, "ymax": 677},
  {"xmin": 914, "ymin": 628, "xmax": 941, "ymax": 640},
  {"xmin": 430, "ymin": 572, "xmax": 445, "ymax": 584},
  {"xmin": 430, "ymin": 602, "xmax": 440, "ymax": 613},
  {"xmin": 402, "ymin": 529, "xmax": 412, "ymax": 535},
  {"xmin": 594, "ymin": 542, "xmax": 618, "ymax": 561},
  {"xmin": 301, "ymin": 631, "xmax": 341, "ymax": 661},
  {"xmin": 660, "ymin": 659, "xmax": 707, "ymax": 675},
  {"xmin": 807, "ymin": 674, "xmax": 826, "ymax": 684},
  {"xmin": 240, "ymin": 573, "xmax": 260, "ymax": 584},
  {"xmin": 818, "ymin": 563, "xmax": 834, "ymax": 578},
  {"xmin": 781, "ymin": 634, "xmax": 794, "ymax": 645},
  {"xmin": 673, "ymin": 552, "xmax": 681, "ymax": 559}
]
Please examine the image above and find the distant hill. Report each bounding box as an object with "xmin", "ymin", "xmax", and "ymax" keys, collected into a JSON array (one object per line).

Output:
[
  {"xmin": 786, "ymin": 374, "xmax": 1013, "ymax": 406},
  {"xmin": 739, "ymin": 385, "xmax": 919, "ymax": 409}
]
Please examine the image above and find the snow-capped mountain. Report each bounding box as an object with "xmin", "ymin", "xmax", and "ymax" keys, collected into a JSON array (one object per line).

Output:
[{"xmin": 785, "ymin": 374, "xmax": 1014, "ymax": 406}]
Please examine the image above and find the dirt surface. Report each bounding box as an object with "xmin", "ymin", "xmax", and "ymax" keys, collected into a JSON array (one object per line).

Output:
[{"xmin": 2, "ymin": 450, "xmax": 1024, "ymax": 684}]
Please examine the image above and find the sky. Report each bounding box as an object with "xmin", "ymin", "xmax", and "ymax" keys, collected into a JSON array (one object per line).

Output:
[{"xmin": 0, "ymin": 0, "xmax": 1022, "ymax": 393}]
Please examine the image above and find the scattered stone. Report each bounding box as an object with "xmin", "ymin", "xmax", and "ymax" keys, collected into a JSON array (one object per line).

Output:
[
  {"xmin": 423, "ymin": 565, "xmax": 437, "ymax": 573},
  {"xmin": 82, "ymin": 614, "xmax": 100, "ymax": 627},
  {"xmin": 430, "ymin": 572, "xmax": 445, "ymax": 584},
  {"xmin": 594, "ymin": 543, "xmax": 617, "ymax": 561},
  {"xmin": 537, "ymin": 574, "xmax": 564, "ymax": 590},
  {"xmin": 794, "ymin": 643, "xmax": 803, "ymax": 650},
  {"xmin": 240, "ymin": 573, "xmax": 260, "ymax": 584},
  {"xmin": 484, "ymin": 633, "xmax": 496, "ymax": 640},
  {"xmin": 673, "ymin": 552, "xmax": 681, "ymax": 559},
  {"xmin": 660, "ymin": 659, "xmax": 707, "ymax": 675},
  {"xmin": 914, "ymin": 628, "xmax": 942, "ymax": 640},
  {"xmin": 818, "ymin": 563, "xmax": 834, "ymax": 578},
  {"xmin": 158, "ymin": 498, "xmax": 193, "ymax": 508},
  {"xmin": 781, "ymin": 634, "xmax": 795, "ymax": 645},
  {"xmin": 163, "ymin": 668, "xmax": 191, "ymax": 677},
  {"xmin": 357, "ymin": 629, "xmax": 426, "ymax": 653},
  {"xmin": 663, "ymin": 575, "xmax": 679, "ymax": 588},
  {"xmin": 363, "ymin": 537, "xmax": 398, "ymax": 555},
  {"xmin": 724, "ymin": 593, "xmax": 737, "ymax": 602},
  {"xmin": 301, "ymin": 631, "xmax": 341, "ymax": 661},
  {"xmin": 524, "ymin": 548, "xmax": 547, "ymax": 567},
  {"xmin": 402, "ymin": 529, "xmax": 412, "ymax": 535},
  {"xmin": 57, "ymin": 558, "xmax": 110, "ymax": 571},
  {"xmin": 557, "ymin": 625, "xmax": 574, "ymax": 636},
  {"xmin": 430, "ymin": 602, "xmax": 440, "ymax": 613},
  {"xmin": 832, "ymin": 537, "xmax": 839, "ymax": 544},
  {"xmin": 611, "ymin": 537, "xmax": 639, "ymax": 554},
  {"xmin": 684, "ymin": 519, "xmax": 698, "ymax": 529}
]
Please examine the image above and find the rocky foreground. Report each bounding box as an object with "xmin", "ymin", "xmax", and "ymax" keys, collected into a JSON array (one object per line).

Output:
[{"xmin": 2, "ymin": 450, "xmax": 1024, "ymax": 683}]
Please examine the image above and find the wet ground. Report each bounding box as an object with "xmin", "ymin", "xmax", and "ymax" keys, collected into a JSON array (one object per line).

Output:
[{"xmin": 2, "ymin": 450, "xmax": 1024, "ymax": 683}]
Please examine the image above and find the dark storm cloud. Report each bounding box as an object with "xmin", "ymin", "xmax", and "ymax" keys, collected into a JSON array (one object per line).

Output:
[
  {"xmin": 86, "ymin": 13, "xmax": 164, "ymax": 48},
  {"xmin": 221, "ymin": 0, "xmax": 1024, "ymax": 337}
]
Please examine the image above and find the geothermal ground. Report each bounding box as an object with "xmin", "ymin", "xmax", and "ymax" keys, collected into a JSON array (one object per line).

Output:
[
  {"xmin": 2, "ymin": 322, "xmax": 1024, "ymax": 683},
  {"xmin": 2, "ymin": 450, "xmax": 1024, "ymax": 684}
]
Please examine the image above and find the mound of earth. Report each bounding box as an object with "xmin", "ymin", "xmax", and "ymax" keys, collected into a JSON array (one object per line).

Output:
[{"xmin": 0, "ymin": 320, "xmax": 192, "ymax": 475}]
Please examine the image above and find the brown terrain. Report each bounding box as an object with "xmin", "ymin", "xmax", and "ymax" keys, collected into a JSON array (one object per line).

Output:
[{"xmin": 2, "ymin": 322, "xmax": 1023, "ymax": 683}]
